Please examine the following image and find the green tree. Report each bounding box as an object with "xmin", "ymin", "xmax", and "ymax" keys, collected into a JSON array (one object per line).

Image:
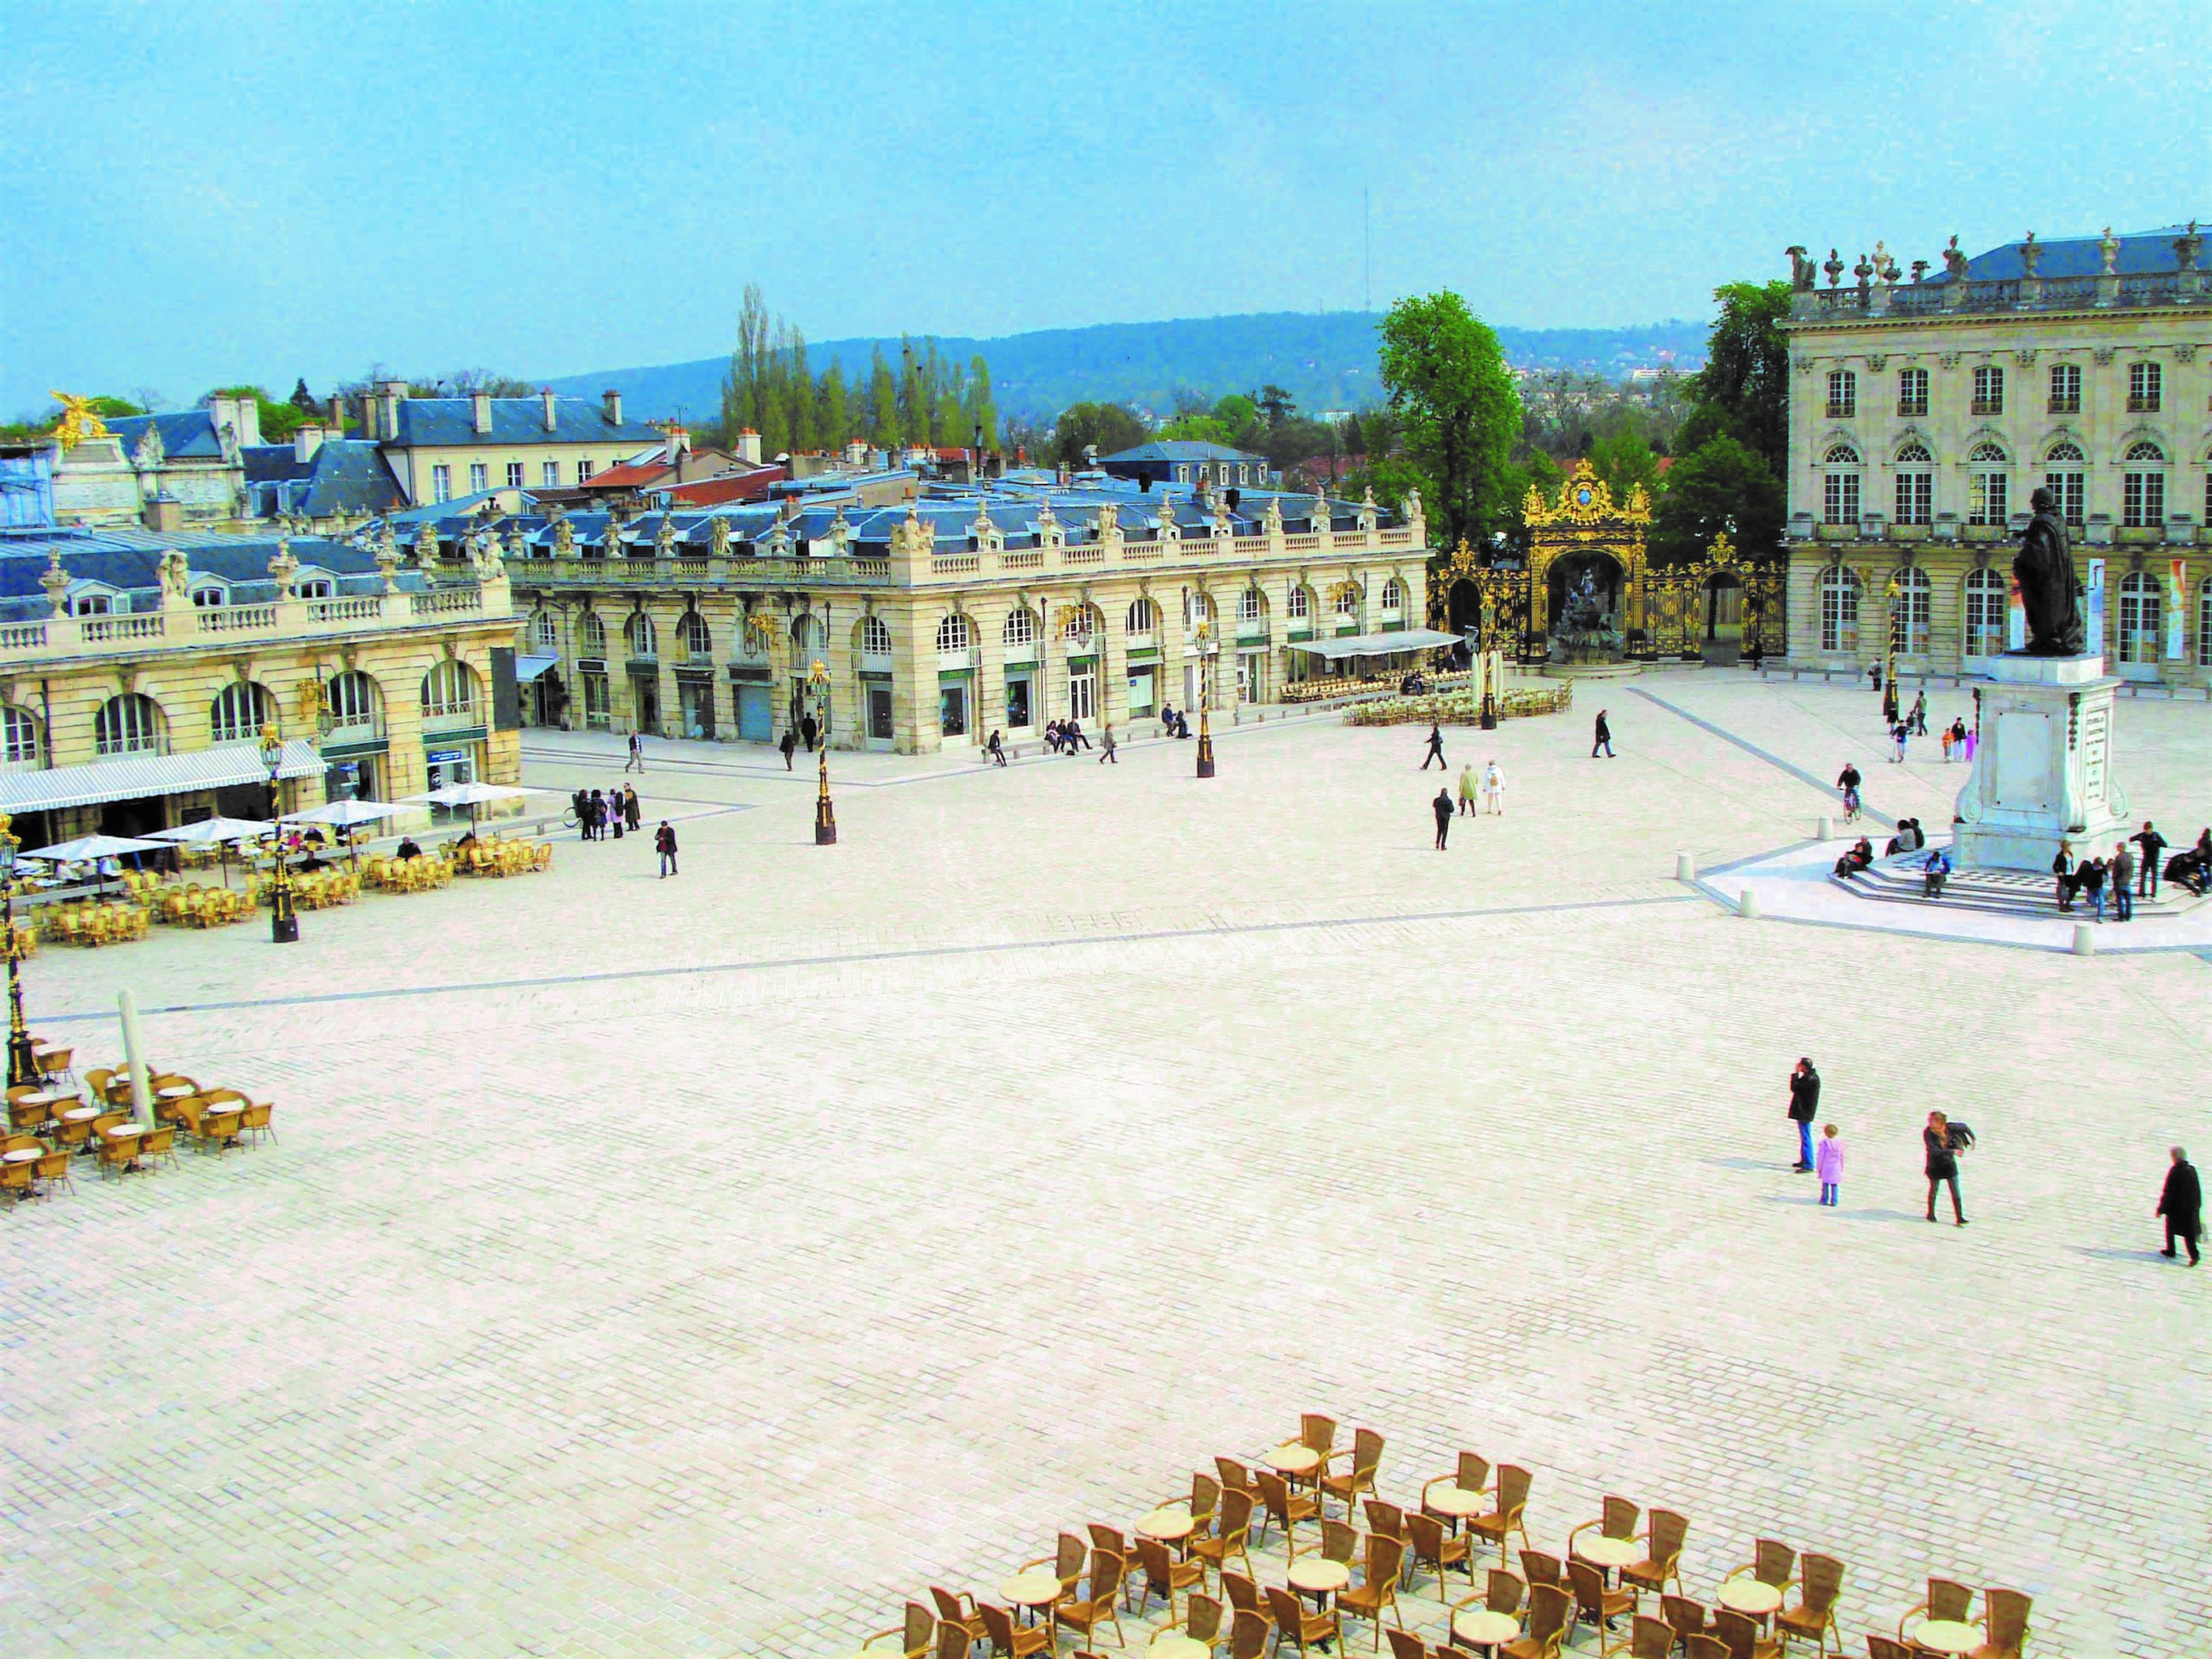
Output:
[
  {"xmin": 1587, "ymin": 429, "xmax": 1662, "ymax": 509},
  {"xmin": 202, "ymin": 384, "xmax": 309, "ymax": 444},
  {"xmin": 1649, "ymin": 435, "xmax": 1784, "ymax": 563},
  {"xmin": 963, "ymin": 355, "xmax": 997, "ymax": 448},
  {"xmin": 815, "ymin": 361, "xmax": 850, "ymax": 452},
  {"xmin": 1376, "ymin": 289, "xmax": 1522, "ymax": 554},
  {"xmin": 868, "ymin": 347, "xmax": 898, "ymax": 448},
  {"xmin": 288, "ymin": 378, "xmax": 321, "ymax": 413},
  {"xmin": 1682, "ymin": 280, "xmax": 1792, "ymax": 474},
  {"xmin": 1255, "ymin": 384, "xmax": 1296, "ymax": 429},
  {"xmin": 1050, "ymin": 402, "xmax": 1147, "ymax": 467}
]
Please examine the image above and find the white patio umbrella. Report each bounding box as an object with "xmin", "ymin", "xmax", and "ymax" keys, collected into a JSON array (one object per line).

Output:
[
  {"xmin": 404, "ymin": 781, "xmax": 546, "ymax": 830},
  {"xmin": 21, "ymin": 833, "xmax": 169, "ymax": 894},
  {"xmin": 284, "ymin": 798, "xmax": 404, "ymax": 868},
  {"xmin": 144, "ymin": 817, "xmax": 276, "ymax": 888}
]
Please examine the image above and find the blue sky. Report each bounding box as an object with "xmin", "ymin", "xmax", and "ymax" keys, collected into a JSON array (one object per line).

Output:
[{"xmin": 3, "ymin": 0, "xmax": 2206, "ymax": 416}]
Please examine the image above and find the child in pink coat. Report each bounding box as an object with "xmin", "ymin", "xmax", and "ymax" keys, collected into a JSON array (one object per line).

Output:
[{"xmin": 1815, "ymin": 1122, "xmax": 1845, "ymax": 1207}]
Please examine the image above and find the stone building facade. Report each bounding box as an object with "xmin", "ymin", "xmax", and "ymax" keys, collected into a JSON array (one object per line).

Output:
[
  {"xmin": 0, "ymin": 529, "xmax": 520, "ymax": 845},
  {"xmin": 493, "ymin": 480, "xmax": 1432, "ymax": 753},
  {"xmin": 1778, "ymin": 225, "xmax": 2211, "ymax": 687}
]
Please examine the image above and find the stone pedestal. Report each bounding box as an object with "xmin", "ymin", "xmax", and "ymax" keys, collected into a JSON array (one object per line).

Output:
[{"xmin": 1952, "ymin": 655, "xmax": 2131, "ymax": 871}]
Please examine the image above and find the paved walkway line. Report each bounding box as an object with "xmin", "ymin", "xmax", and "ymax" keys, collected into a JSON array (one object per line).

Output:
[
  {"xmin": 41, "ymin": 892, "xmax": 1699, "ymax": 1022},
  {"xmin": 1629, "ymin": 685, "xmax": 1898, "ymax": 830}
]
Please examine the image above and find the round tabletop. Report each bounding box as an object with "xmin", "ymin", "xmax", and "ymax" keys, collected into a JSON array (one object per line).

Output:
[
  {"xmin": 1451, "ymin": 1610, "xmax": 1522, "ymax": 1647},
  {"xmin": 102, "ymin": 1123, "xmax": 143, "ymax": 1140},
  {"xmin": 1717, "ymin": 1580, "xmax": 1783, "ymax": 1617},
  {"xmin": 3, "ymin": 1147, "xmax": 43, "ymax": 1164},
  {"xmin": 60, "ymin": 1107, "xmax": 99, "ymax": 1122},
  {"xmin": 17, "ymin": 1090, "xmax": 61, "ymax": 1106},
  {"xmin": 156, "ymin": 1085, "xmax": 194, "ymax": 1099},
  {"xmin": 1001, "ymin": 1569, "xmax": 1063, "ymax": 1607},
  {"xmin": 1269, "ymin": 1445, "xmax": 1322, "ymax": 1476},
  {"xmin": 1287, "ymin": 1560, "xmax": 1351, "ymax": 1594},
  {"xmin": 1150, "ymin": 1637, "xmax": 1209, "ymax": 1659},
  {"xmin": 1910, "ymin": 1620, "xmax": 1980, "ymax": 1656},
  {"xmin": 1136, "ymin": 1506, "xmax": 1194, "ymax": 1542},
  {"xmin": 1577, "ymin": 1536, "xmax": 1641, "ymax": 1570},
  {"xmin": 1426, "ymin": 1486, "xmax": 1485, "ymax": 1518}
]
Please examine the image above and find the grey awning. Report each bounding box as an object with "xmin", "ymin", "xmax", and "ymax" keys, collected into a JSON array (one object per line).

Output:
[
  {"xmin": 1285, "ymin": 627, "xmax": 1460, "ymax": 659},
  {"xmin": 516, "ymin": 654, "xmax": 561, "ymax": 682},
  {"xmin": 0, "ymin": 740, "xmax": 326, "ymax": 816}
]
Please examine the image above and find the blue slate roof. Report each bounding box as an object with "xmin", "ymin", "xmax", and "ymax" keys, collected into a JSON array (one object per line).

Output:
[
  {"xmin": 1099, "ymin": 440, "xmax": 1267, "ymax": 464},
  {"xmin": 244, "ymin": 441, "xmax": 404, "ymax": 520},
  {"xmin": 1954, "ymin": 224, "xmax": 2203, "ymax": 282},
  {"xmin": 0, "ymin": 529, "xmax": 418, "ymax": 621},
  {"xmin": 388, "ymin": 397, "xmax": 661, "ymax": 448},
  {"xmin": 104, "ymin": 411, "xmax": 226, "ymax": 460}
]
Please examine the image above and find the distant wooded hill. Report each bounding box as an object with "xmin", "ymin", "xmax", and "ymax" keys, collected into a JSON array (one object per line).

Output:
[{"xmin": 541, "ymin": 312, "xmax": 1708, "ymax": 427}]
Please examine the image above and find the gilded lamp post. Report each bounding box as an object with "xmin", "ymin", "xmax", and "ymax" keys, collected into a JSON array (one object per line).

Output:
[
  {"xmin": 259, "ymin": 723, "xmax": 300, "ymax": 943},
  {"xmin": 1881, "ymin": 575, "xmax": 1903, "ymax": 725},
  {"xmin": 810, "ymin": 659, "xmax": 837, "ymax": 844},
  {"xmin": 0, "ymin": 812, "xmax": 41, "ymax": 1088},
  {"xmin": 1193, "ymin": 620, "xmax": 1217, "ymax": 779}
]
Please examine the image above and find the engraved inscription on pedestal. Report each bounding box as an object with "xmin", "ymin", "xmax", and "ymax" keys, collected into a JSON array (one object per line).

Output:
[
  {"xmin": 1993, "ymin": 712, "xmax": 2051, "ymax": 810},
  {"xmin": 2078, "ymin": 704, "xmax": 2108, "ymax": 810}
]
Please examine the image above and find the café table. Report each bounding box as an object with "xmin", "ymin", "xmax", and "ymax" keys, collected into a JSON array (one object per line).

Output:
[
  {"xmin": 1136, "ymin": 1506, "xmax": 1194, "ymax": 1544},
  {"xmin": 1425, "ymin": 1484, "xmax": 1485, "ymax": 1531},
  {"xmin": 1150, "ymin": 1637, "xmax": 1209, "ymax": 1659},
  {"xmin": 1575, "ymin": 1535, "xmax": 1641, "ymax": 1584},
  {"xmin": 1287, "ymin": 1559, "xmax": 1350, "ymax": 1604},
  {"xmin": 3, "ymin": 1147, "xmax": 43, "ymax": 1165},
  {"xmin": 1717, "ymin": 1579, "xmax": 1783, "ymax": 1621},
  {"xmin": 1909, "ymin": 1621, "xmax": 1980, "ymax": 1656},
  {"xmin": 1450, "ymin": 1608, "xmax": 1522, "ymax": 1656},
  {"xmin": 1001, "ymin": 1567, "xmax": 1063, "ymax": 1625}
]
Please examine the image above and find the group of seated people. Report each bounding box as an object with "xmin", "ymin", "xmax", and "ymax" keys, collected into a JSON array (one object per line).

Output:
[
  {"xmin": 1158, "ymin": 705, "xmax": 1192, "ymax": 739},
  {"xmin": 1884, "ymin": 819, "xmax": 1928, "ymax": 857},
  {"xmin": 2164, "ymin": 828, "xmax": 2212, "ymax": 897},
  {"xmin": 1044, "ymin": 719, "xmax": 1092, "ymax": 754},
  {"xmin": 1398, "ymin": 671, "xmax": 1432, "ymax": 696}
]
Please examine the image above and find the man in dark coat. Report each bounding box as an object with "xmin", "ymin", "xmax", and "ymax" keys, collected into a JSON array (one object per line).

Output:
[
  {"xmin": 1592, "ymin": 709, "xmax": 1614, "ymax": 758},
  {"xmin": 1432, "ymin": 787, "xmax": 1453, "ymax": 850},
  {"xmin": 1788, "ymin": 1058, "xmax": 1821, "ymax": 1173},
  {"xmin": 2132, "ymin": 822, "xmax": 2167, "ymax": 898},
  {"xmin": 1421, "ymin": 723, "xmax": 1446, "ymax": 770},
  {"xmin": 2158, "ymin": 1147, "xmax": 2202, "ymax": 1265},
  {"xmin": 2013, "ymin": 486, "xmax": 2086, "ymax": 656}
]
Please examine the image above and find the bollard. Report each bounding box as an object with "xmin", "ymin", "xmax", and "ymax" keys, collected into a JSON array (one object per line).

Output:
[
  {"xmin": 1817, "ymin": 815, "xmax": 1834, "ymax": 842},
  {"xmin": 2072, "ymin": 924, "xmax": 2095, "ymax": 957},
  {"xmin": 1738, "ymin": 888, "xmax": 1760, "ymax": 919},
  {"xmin": 118, "ymin": 988, "xmax": 155, "ymax": 1131},
  {"xmin": 1675, "ymin": 852, "xmax": 1697, "ymax": 883}
]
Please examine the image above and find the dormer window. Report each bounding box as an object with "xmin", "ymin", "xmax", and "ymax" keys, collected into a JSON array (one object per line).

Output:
[
  {"xmin": 293, "ymin": 566, "xmax": 336, "ymax": 600},
  {"xmin": 191, "ymin": 585, "xmax": 227, "ymax": 608},
  {"xmin": 69, "ymin": 585, "xmax": 117, "ymax": 616}
]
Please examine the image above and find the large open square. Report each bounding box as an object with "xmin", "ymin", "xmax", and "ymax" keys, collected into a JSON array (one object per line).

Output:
[{"xmin": 3, "ymin": 675, "xmax": 2205, "ymax": 1656}]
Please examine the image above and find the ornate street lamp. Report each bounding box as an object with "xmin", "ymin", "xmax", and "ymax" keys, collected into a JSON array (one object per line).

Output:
[
  {"xmin": 259, "ymin": 723, "xmax": 300, "ymax": 943},
  {"xmin": 0, "ymin": 813, "xmax": 41, "ymax": 1088},
  {"xmin": 1881, "ymin": 575, "xmax": 1903, "ymax": 726},
  {"xmin": 810, "ymin": 659, "xmax": 836, "ymax": 844},
  {"xmin": 1194, "ymin": 620, "xmax": 1217, "ymax": 778}
]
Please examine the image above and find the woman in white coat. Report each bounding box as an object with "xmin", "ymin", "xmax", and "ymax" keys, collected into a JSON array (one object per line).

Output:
[{"xmin": 1482, "ymin": 759, "xmax": 1504, "ymax": 816}]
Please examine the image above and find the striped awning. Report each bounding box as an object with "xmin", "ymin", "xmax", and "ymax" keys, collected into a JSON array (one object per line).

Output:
[{"xmin": 0, "ymin": 740, "xmax": 326, "ymax": 816}]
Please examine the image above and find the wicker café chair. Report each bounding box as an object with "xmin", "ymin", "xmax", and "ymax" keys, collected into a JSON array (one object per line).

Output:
[
  {"xmin": 140, "ymin": 1125, "xmax": 178, "ymax": 1172},
  {"xmin": 1255, "ymin": 1470, "xmax": 1319, "ymax": 1558},
  {"xmin": 926, "ymin": 1592, "xmax": 982, "ymax": 1655},
  {"xmin": 978, "ymin": 1604, "xmax": 1048, "ymax": 1659},
  {"xmin": 1501, "ymin": 1582, "xmax": 1569, "ymax": 1659},
  {"xmin": 1421, "ymin": 1454, "xmax": 1491, "ymax": 1522},
  {"xmin": 1363, "ymin": 1498, "xmax": 1408, "ymax": 1548},
  {"xmin": 1446, "ymin": 1568, "xmax": 1526, "ymax": 1655},
  {"xmin": 1383, "ymin": 1627, "xmax": 1429, "ymax": 1659},
  {"xmin": 1316, "ymin": 1519, "xmax": 1357, "ymax": 1567},
  {"xmin": 1898, "ymin": 1580, "xmax": 1974, "ymax": 1655},
  {"xmin": 1264, "ymin": 1582, "xmax": 1340, "ymax": 1659},
  {"xmin": 1864, "ymin": 1640, "xmax": 1913, "ymax": 1659},
  {"xmin": 238, "ymin": 1101, "xmax": 276, "ymax": 1146},
  {"xmin": 1216, "ymin": 1458, "xmax": 1256, "ymax": 1499},
  {"xmin": 1225, "ymin": 1610, "xmax": 1269, "ymax": 1659},
  {"xmin": 1185, "ymin": 1472, "xmax": 1222, "ymax": 1538},
  {"xmin": 1052, "ymin": 1550, "xmax": 1128, "ymax": 1650},
  {"xmin": 1191, "ymin": 1491, "xmax": 1256, "ymax": 1586},
  {"xmin": 1773, "ymin": 1554, "xmax": 1843, "ymax": 1656},
  {"xmin": 1723, "ymin": 1541, "xmax": 1797, "ymax": 1611},
  {"xmin": 1404, "ymin": 1510, "xmax": 1473, "ymax": 1600},
  {"xmin": 1322, "ymin": 1429, "xmax": 1385, "ymax": 1520},
  {"xmin": 0, "ymin": 1160, "xmax": 33, "ymax": 1205},
  {"xmin": 863, "ymin": 1602, "xmax": 935, "ymax": 1659},
  {"xmin": 1566, "ymin": 1559, "xmax": 1637, "ymax": 1650},
  {"xmin": 1336, "ymin": 1534, "xmax": 1408, "ymax": 1651},
  {"xmin": 1518, "ymin": 1550, "xmax": 1562, "ymax": 1593},
  {"xmin": 1014, "ymin": 1533, "xmax": 1087, "ymax": 1606},
  {"xmin": 1567, "ymin": 1497, "xmax": 1641, "ymax": 1567},
  {"xmin": 33, "ymin": 1149, "xmax": 74, "ymax": 1201},
  {"xmin": 1969, "ymin": 1588, "xmax": 2031, "ymax": 1659},
  {"xmin": 1624, "ymin": 1615, "xmax": 1675, "ymax": 1659},
  {"xmin": 1221, "ymin": 1572, "xmax": 1273, "ymax": 1641},
  {"xmin": 1621, "ymin": 1510, "xmax": 1689, "ymax": 1599},
  {"xmin": 1684, "ymin": 1637, "xmax": 1731, "ymax": 1659},
  {"xmin": 1661, "ymin": 1594, "xmax": 1710, "ymax": 1649},
  {"xmin": 1711, "ymin": 1607, "xmax": 1781, "ymax": 1659},
  {"xmin": 1135, "ymin": 1536, "xmax": 1205, "ymax": 1621},
  {"xmin": 1299, "ymin": 1414, "xmax": 1338, "ymax": 1461},
  {"xmin": 1468, "ymin": 1466, "xmax": 1533, "ymax": 1567},
  {"xmin": 1159, "ymin": 1592, "xmax": 1226, "ymax": 1657}
]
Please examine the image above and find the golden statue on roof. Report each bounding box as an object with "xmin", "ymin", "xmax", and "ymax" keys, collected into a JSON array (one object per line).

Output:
[{"xmin": 48, "ymin": 391, "xmax": 111, "ymax": 452}]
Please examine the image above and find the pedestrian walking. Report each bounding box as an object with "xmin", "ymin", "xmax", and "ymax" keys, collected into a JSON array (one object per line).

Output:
[
  {"xmin": 779, "ymin": 728, "xmax": 798, "ymax": 771},
  {"xmin": 1940, "ymin": 724, "xmax": 1954, "ymax": 763},
  {"xmin": 1924, "ymin": 1110, "xmax": 1968, "ymax": 1225},
  {"xmin": 1098, "ymin": 725, "xmax": 1117, "ymax": 764},
  {"xmin": 800, "ymin": 713, "xmax": 819, "ymax": 752},
  {"xmin": 2052, "ymin": 839, "xmax": 2075, "ymax": 911},
  {"xmin": 625, "ymin": 731, "xmax": 645, "ymax": 773},
  {"xmin": 2158, "ymin": 1147, "xmax": 2202, "ymax": 1266},
  {"xmin": 1421, "ymin": 723, "xmax": 1446, "ymax": 770},
  {"xmin": 2132, "ymin": 821, "xmax": 2167, "ymax": 898},
  {"xmin": 1869, "ymin": 662, "xmax": 1884, "ymax": 696},
  {"xmin": 1482, "ymin": 759, "xmax": 1504, "ymax": 816},
  {"xmin": 1592, "ymin": 709, "xmax": 1614, "ymax": 758},
  {"xmin": 1961, "ymin": 725, "xmax": 1976, "ymax": 764},
  {"xmin": 1909, "ymin": 690, "xmax": 1927, "ymax": 736},
  {"xmin": 623, "ymin": 785, "xmax": 641, "ymax": 833},
  {"xmin": 2082, "ymin": 854, "xmax": 2107, "ymax": 922},
  {"xmin": 1457, "ymin": 763, "xmax": 1478, "ymax": 817},
  {"xmin": 1890, "ymin": 721, "xmax": 1908, "ymax": 763},
  {"xmin": 1815, "ymin": 1122, "xmax": 1844, "ymax": 1206},
  {"xmin": 2111, "ymin": 839, "xmax": 2135, "ymax": 921},
  {"xmin": 1432, "ymin": 787, "xmax": 1453, "ymax": 850},
  {"xmin": 987, "ymin": 729, "xmax": 1007, "ymax": 766},
  {"xmin": 1787, "ymin": 1058, "xmax": 1820, "ymax": 1173},
  {"xmin": 654, "ymin": 820, "xmax": 678, "ymax": 879}
]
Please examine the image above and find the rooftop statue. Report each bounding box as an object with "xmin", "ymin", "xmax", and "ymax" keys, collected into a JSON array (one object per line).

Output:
[{"xmin": 48, "ymin": 391, "xmax": 111, "ymax": 452}]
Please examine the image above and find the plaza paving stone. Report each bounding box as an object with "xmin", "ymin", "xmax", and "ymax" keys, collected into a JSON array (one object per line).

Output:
[{"xmin": 2, "ymin": 673, "xmax": 2206, "ymax": 1657}]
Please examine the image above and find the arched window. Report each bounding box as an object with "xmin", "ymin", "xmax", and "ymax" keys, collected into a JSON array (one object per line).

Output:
[
  {"xmin": 530, "ymin": 611, "xmax": 558, "ymax": 649},
  {"xmin": 1125, "ymin": 597, "xmax": 1159, "ymax": 635},
  {"xmin": 2123, "ymin": 442, "xmax": 2166, "ymax": 528},
  {"xmin": 1893, "ymin": 443, "xmax": 1932, "ymax": 525},
  {"xmin": 1185, "ymin": 590, "xmax": 1214, "ymax": 626},
  {"xmin": 1968, "ymin": 442, "xmax": 2010, "ymax": 526},
  {"xmin": 1287, "ymin": 587, "xmax": 1311, "ymax": 621},
  {"xmin": 72, "ymin": 590, "xmax": 112, "ymax": 617},
  {"xmin": 1002, "ymin": 608, "xmax": 1036, "ymax": 646},
  {"xmin": 679, "ymin": 612, "xmax": 712, "ymax": 658},
  {"xmin": 1825, "ymin": 369, "xmax": 1856, "ymax": 418},
  {"xmin": 1058, "ymin": 607, "xmax": 1092, "ymax": 643},
  {"xmin": 1332, "ymin": 584, "xmax": 1359, "ymax": 616},
  {"xmin": 936, "ymin": 613, "xmax": 971, "ymax": 653},
  {"xmin": 2127, "ymin": 361, "xmax": 2162, "ymax": 413},
  {"xmin": 1822, "ymin": 444, "xmax": 1862, "ymax": 524},
  {"xmin": 209, "ymin": 682, "xmax": 274, "ymax": 745},
  {"xmin": 791, "ymin": 613, "xmax": 824, "ymax": 654},
  {"xmin": 1893, "ymin": 566, "xmax": 1932, "ymax": 655},
  {"xmin": 2118, "ymin": 571, "xmax": 2162, "ymax": 664},
  {"xmin": 2044, "ymin": 442, "xmax": 2086, "ymax": 525},
  {"xmin": 2, "ymin": 704, "xmax": 43, "ymax": 767},
  {"xmin": 95, "ymin": 694, "xmax": 164, "ymax": 757},
  {"xmin": 1239, "ymin": 588, "xmax": 1266, "ymax": 621},
  {"xmin": 1819, "ymin": 567, "xmax": 1859, "ymax": 654},
  {"xmin": 421, "ymin": 660, "xmax": 477, "ymax": 720},
  {"xmin": 325, "ymin": 671, "xmax": 381, "ymax": 734},
  {"xmin": 578, "ymin": 611, "xmax": 606, "ymax": 654},
  {"xmin": 190, "ymin": 584, "xmax": 226, "ymax": 608},
  {"xmin": 861, "ymin": 615, "xmax": 893, "ymax": 656},
  {"xmin": 626, "ymin": 613, "xmax": 658, "ymax": 658},
  {"xmin": 1376, "ymin": 580, "xmax": 1402, "ymax": 616},
  {"xmin": 1964, "ymin": 568, "xmax": 2006, "ymax": 658}
]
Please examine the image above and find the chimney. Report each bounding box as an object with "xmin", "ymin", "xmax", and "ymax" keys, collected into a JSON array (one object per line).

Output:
[
  {"xmin": 601, "ymin": 388, "xmax": 623, "ymax": 426},
  {"xmin": 377, "ymin": 378, "xmax": 406, "ymax": 442},
  {"xmin": 541, "ymin": 388, "xmax": 557, "ymax": 433},
  {"xmin": 295, "ymin": 425, "xmax": 326, "ymax": 463},
  {"xmin": 670, "ymin": 424, "xmax": 690, "ymax": 457},
  {"xmin": 472, "ymin": 391, "xmax": 492, "ymax": 435},
  {"xmin": 328, "ymin": 393, "xmax": 346, "ymax": 432},
  {"xmin": 736, "ymin": 427, "xmax": 763, "ymax": 466}
]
